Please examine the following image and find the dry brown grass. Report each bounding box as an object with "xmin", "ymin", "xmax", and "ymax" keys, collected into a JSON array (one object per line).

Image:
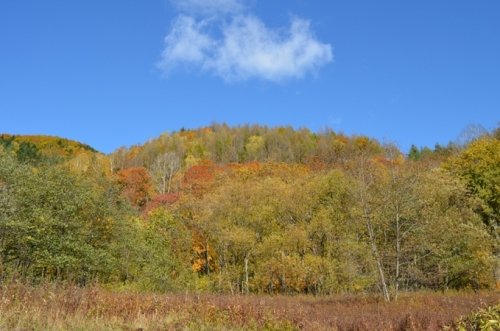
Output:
[{"xmin": 0, "ymin": 282, "xmax": 498, "ymax": 330}]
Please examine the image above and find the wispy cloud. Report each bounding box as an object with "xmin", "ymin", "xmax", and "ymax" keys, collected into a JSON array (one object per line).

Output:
[
  {"xmin": 161, "ymin": 16, "xmax": 214, "ymax": 65},
  {"xmin": 160, "ymin": 1, "xmax": 333, "ymax": 82}
]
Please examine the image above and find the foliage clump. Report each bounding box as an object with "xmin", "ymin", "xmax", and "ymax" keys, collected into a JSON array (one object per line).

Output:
[{"xmin": 445, "ymin": 304, "xmax": 500, "ymax": 331}]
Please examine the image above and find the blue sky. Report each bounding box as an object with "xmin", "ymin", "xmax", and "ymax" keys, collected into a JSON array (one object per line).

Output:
[{"xmin": 1, "ymin": 0, "xmax": 498, "ymax": 153}]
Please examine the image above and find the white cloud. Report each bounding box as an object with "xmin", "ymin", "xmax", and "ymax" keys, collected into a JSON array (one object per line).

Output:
[
  {"xmin": 161, "ymin": 0, "xmax": 333, "ymax": 82},
  {"xmin": 160, "ymin": 16, "xmax": 214, "ymax": 68},
  {"xmin": 171, "ymin": 0, "xmax": 244, "ymax": 16},
  {"xmin": 159, "ymin": 15, "xmax": 333, "ymax": 82},
  {"xmin": 210, "ymin": 16, "xmax": 333, "ymax": 81}
]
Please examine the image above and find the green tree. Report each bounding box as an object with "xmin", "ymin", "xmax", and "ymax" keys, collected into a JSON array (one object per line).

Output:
[
  {"xmin": 413, "ymin": 169, "xmax": 495, "ymax": 290},
  {"xmin": 444, "ymin": 137, "xmax": 500, "ymax": 284},
  {"xmin": 0, "ymin": 151, "xmax": 132, "ymax": 283},
  {"xmin": 16, "ymin": 141, "xmax": 41, "ymax": 164},
  {"xmin": 138, "ymin": 208, "xmax": 195, "ymax": 292},
  {"xmin": 408, "ymin": 145, "xmax": 420, "ymax": 161}
]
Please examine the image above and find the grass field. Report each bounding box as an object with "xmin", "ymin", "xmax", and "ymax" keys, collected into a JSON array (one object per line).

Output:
[{"xmin": 0, "ymin": 283, "xmax": 498, "ymax": 330}]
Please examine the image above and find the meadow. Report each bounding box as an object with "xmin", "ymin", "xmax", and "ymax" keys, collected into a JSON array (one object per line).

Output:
[{"xmin": 0, "ymin": 282, "xmax": 498, "ymax": 330}]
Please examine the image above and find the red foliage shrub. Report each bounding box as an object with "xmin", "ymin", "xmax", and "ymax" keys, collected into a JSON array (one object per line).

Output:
[{"xmin": 142, "ymin": 192, "xmax": 180, "ymax": 215}]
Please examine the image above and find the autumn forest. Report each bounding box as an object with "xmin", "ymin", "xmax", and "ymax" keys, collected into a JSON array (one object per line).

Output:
[{"xmin": 0, "ymin": 124, "xmax": 499, "ymax": 329}]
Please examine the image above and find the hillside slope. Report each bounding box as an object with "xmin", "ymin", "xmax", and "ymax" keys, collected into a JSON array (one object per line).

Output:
[{"xmin": 0, "ymin": 134, "xmax": 99, "ymax": 161}]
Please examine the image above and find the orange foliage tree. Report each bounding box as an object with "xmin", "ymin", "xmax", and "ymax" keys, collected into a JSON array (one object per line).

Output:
[
  {"xmin": 116, "ymin": 167, "xmax": 154, "ymax": 209},
  {"xmin": 182, "ymin": 160, "xmax": 218, "ymax": 197}
]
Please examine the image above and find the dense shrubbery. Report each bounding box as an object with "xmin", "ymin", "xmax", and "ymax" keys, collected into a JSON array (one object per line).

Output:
[{"xmin": 0, "ymin": 151, "xmax": 132, "ymax": 283}]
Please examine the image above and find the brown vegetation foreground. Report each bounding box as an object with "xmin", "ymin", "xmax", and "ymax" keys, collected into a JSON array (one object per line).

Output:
[{"xmin": 0, "ymin": 283, "xmax": 498, "ymax": 331}]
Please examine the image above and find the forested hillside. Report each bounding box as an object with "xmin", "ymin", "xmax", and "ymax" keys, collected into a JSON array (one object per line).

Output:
[
  {"xmin": 0, "ymin": 124, "xmax": 498, "ymax": 301},
  {"xmin": 0, "ymin": 134, "xmax": 97, "ymax": 161}
]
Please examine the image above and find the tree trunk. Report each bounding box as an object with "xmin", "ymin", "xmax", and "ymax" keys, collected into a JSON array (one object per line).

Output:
[
  {"xmin": 395, "ymin": 212, "xmax": 401, "ymax": 301},
  {"xmin": 244, "ymin": 253, "xmax": 249, "ymax": 294},
  {"xmin": 205, "ymin": 241, "xmax": 210, "ymax": 275},
  {"xmin": 366, "ymin": 219, "xmax": 390, "ymax": 302}
]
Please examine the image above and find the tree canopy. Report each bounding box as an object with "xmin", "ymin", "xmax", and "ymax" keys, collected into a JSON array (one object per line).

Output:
[{"xmin": 0, "ymin": 125, "xmax": 498, "ymax": 299}]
